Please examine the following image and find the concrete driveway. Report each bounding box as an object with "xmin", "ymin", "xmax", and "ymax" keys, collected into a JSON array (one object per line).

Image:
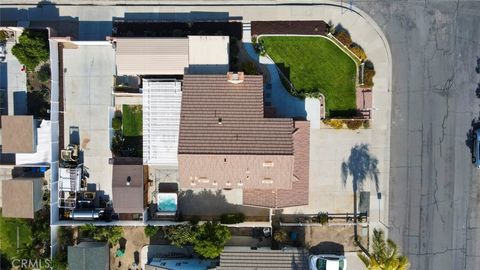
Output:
[{"xmin": 63, "ymin": 42, "xmax": 115, "ymax": 198}]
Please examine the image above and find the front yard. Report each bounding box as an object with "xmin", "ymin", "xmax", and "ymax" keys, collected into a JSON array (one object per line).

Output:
[{"xmin": 260, "ymin": 36, "xmax": 357, "ymax": 117}]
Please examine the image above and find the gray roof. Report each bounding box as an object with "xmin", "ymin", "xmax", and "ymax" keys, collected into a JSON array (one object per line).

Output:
[
  {"xmin": 68, "ymin": 242, "xmax": 109, "ymax": 270},
  {"xmin": 112, "ymin": 165, "xmax": 144, "ymax": 213},
  {"xmin": 218, "ymin": 247, "xmax": 309, "ymax": 270}
]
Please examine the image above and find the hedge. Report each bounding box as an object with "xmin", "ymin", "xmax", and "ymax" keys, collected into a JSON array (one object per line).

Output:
[{"xmin": 220, "ymin": 213, "xmax": 245, "ymax": 224}]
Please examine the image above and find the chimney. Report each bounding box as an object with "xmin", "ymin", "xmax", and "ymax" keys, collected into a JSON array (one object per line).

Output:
[{"xmin": 227, "ymin": 72, "xmax": 245, "ymax": 84}]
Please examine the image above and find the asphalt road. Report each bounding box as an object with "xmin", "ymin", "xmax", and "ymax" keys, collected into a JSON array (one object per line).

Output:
[{"xmin": 355, "ymin": 1, "xmax": 480, "ymax": 269}]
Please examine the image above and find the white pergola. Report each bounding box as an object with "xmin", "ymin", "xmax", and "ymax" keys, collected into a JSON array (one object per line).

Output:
[{"xmin": 142, "ymin": 79, "xmax": 182, "ymax": 165}]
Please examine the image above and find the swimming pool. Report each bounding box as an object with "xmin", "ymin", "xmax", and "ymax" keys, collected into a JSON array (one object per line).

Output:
[{"xmin": 156, "ymin": 193, "xmax": 177, "ymax": 213}]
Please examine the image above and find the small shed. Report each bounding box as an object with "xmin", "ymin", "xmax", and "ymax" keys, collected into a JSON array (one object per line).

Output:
[
  {"xmin": 112, "ymin": 165, "xmax": 144, "ymax": 214},
  {"xmin": 68, "ymin": 242, "xmax": 109, "ymax": 270}
]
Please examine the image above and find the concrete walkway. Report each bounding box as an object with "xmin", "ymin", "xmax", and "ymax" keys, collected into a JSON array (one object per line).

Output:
[{"xmin": 5, "ymin": 40, "xmax": 27, "ymax": 115}]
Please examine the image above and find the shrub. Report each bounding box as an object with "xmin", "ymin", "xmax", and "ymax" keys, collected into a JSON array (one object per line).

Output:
[
  {"xmin": 350, "ymin": 45, "xmax": 367, "ymax": 61},
  {"xmin": 37, "ymin": 64, "xmax": 51, "ymax": 82},
  {"xmin": 189, "ymin": 215, "xmax": 200, "ymax": 225},
  {"xmin": 144, "ymin": 225, "xmax": 159, "ymax": 238},
  {"xmin": 193, "ymin": 222, "xmax": 231, "ymax": 259},
  {"xmin": 79, "ymin": 224, "xmax": 123, "ymax": 245},
  {"xmin": 0, "ymin": 30, "xmax": 8, "ymax": 42},
  {"xmin": 251, "ymin": 35, "xmax": 258, "ymax": 44},
  {"xmin": 241, "ymin": 61, "xmax": 259, "ymax": 75},
  {"xmin": 363, "ymin": 120, "xmax": 370, "ymax": 129},
  {"xmin": 345, "ymin": 120, "xmax": 363, "ymax": 130},
  {"xmin": 273, "ymin": 229, "xmax": 288, "ymax": 243},
  {"xmin": 112, "ymin": 116, "xmax": 122, "ymax": 130},
  {"xmin": 323, "ymin": 119, "xmax": 343, "ymax": 129},
  {"xmin": 334, "ymin": 31, "xmax": 352, "ymax": 47},
  {"xmin": 220, "ymin": 213, "xmax": 245, "ymax": 224},
  {"xmin": 317, "ymin": 212, "xmax": 329, "ymax": 225},
  {"xmin": 364, "ymin": 67, "xmax": 376, "ymax": 87},
  {"xmin": 11, "ymin": 30, "xmax": 49, "ymax": 71},
  {"xmin": 163, "ymin": 224, "xmax": 196, "ymax": 247}
]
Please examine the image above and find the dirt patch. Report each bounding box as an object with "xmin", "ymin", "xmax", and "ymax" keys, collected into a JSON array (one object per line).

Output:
[
  {"xmin": 110, "ymin": 227, "xmax": 149, "ymax": 270},
  {"xmin": 252, "ymin": 21, "xmax": 328, "ymax": 36},
  {"xmin": 303, "ymin": 225, "xmax": 368, "ymax": 253}
]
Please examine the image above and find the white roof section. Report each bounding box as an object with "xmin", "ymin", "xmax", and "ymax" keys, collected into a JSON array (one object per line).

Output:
[
  {"xmin": 115, "ymin": 38, "xmax": 189, "ymax": 75},
  {"xmin": 59, "ymin": 166, "xmax": 82, "ymax": 192},
  {"xmin": 188, "ymin": 35, "xmax": 229, "ymax": 74},
  {"xmin": 16, "ymin": 120, "xmax": 51, "ymax": 166},
  {"xmin": 143, "ymin": 79, "xmax": 181, "ymax": 165}
]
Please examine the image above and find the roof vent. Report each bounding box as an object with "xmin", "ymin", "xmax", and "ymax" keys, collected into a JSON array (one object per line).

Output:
[{"xmin": 227, "ymin": 72, "xmax": 245, "ymax": 84}]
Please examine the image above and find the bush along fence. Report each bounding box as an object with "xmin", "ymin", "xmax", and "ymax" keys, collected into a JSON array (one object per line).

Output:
[{"xmin": 323, "ymin": 118, "xmax": 371, "ymax": 130}]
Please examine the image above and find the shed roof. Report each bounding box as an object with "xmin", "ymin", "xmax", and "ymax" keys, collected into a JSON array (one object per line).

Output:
[
  {"xmin": 1, "ymin": 115, "xmax": 36, "ymax": 153},
  {"xmin": 1, "ymin": 178, "xmax": 43, "ymax": 219},
  {"xmin": 112, "ymin": 165, "xmax": 144, "ymax": 213},
  {"xmin": 115, "ymin": 38, "xmax": 189, "ymax": 75},
  {"xmin": 68, "ymin": 242, "xmax": 109, "ymax": 270},
  {"xmin": 178, "ymin": 75, "xmax": 294, "ymax": 155}
]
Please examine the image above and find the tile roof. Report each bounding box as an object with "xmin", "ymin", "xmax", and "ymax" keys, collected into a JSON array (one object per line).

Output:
[
  {"xmin": 112, "ymin": 165, "xmax": 144, "ymax": 213},
  {"xmin": 243, "ymin": 121, "xmax": 310, "ymax": 208},
  {"xmin": 1, "ymin": 115, "xmax": 36, "ymax": 153},
  {"xmin": 178, "ymin": 75, "xmax": 294, "ymax": 155}
]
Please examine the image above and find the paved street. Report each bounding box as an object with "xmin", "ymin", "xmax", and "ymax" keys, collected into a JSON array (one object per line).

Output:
[
  {"xmin": 355, "ymin": 1, "xmax": 480, "ymax": 269},
  {"xmin": 2, "ymin": 1, "xmax": 479, "ymax": 269}
]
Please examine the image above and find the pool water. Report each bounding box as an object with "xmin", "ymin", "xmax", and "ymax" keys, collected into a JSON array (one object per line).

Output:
[{"xmin": 157, "ymin": 193, "xmax": 177, "ymax": 212}]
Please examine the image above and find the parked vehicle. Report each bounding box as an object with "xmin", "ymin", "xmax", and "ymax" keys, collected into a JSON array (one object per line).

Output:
[
  {"xmin": 309, "ymin": 255, "xmax": 347, "ymax": 270},
  {"xmin": 472, "ymin": 129, "xmax": 480, "ymax": 167},
  {"xmin": 0, "ymin": 42, "xmax": 6, "ymax": 63}
]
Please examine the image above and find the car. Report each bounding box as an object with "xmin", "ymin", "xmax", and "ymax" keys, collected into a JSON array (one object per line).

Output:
[
  {"xmin": 309, "ymin": 255, "xmax": 347, "ymax": 270},
  {"xmin": 473, "ymin": 129, "xmax": 480, "ymax": 167}
]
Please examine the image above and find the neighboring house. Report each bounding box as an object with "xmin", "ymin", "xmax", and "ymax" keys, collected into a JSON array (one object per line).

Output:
[
  {"xmin": 0, "ymin": 115, "xmax": 51, "ymax": 166},
  {"xmin": 178, "ymin": 73, "xmax": 310, "ymax": 208},
  {"xmin": 112, "ymin": 164, "xmax": 145, "ymax": 220},
  {"xmin": 68, "ymin": 241, "xmax": 109, "ymax": 270},
  {"xmin": 218, "ymin": 246, "xmax": 309, "ymax": 270},
  {"xmin": 112, "ymin": 36, "xmax": 229, "ymax": 76},
  {"xmin": 1, "ymin": 177, "xmax": 43, "ymax": 218}
]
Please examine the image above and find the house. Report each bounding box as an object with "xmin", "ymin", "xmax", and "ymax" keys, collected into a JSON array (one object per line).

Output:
[
  {"xmin": 0, "ymin": 115, "xmax": 52, "ymax": 166},
  {"xmin": 218, "ymin": 246, "xmax": 309, "ymax": 270},
  {"xmin": 112, "ymin": 164, "xmax": 145, "ymax": 220},
  {"xmin": 1, "ymin": 115, "xmax": 36, "ymax": 153},
  {"xmin": 68, "ymin": 241, "xmax": 109, "ymax": 270},
  {"xmin": 178, "ymin": 73, "xmax": 310, "ymax": 208},
  {"xmin": 1, "ymin": 177, "xmax": 43, "ymax": 219}
]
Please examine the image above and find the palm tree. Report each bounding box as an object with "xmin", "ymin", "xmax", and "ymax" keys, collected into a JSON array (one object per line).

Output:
[{"xmin": 357, "ymin": 229, "xmax": 410, "ymax": 270}]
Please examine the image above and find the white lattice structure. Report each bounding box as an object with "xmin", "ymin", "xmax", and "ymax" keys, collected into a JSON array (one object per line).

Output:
[{"xmin": 142, "ymin": 79, "xmax": 182, "ymax": 165}]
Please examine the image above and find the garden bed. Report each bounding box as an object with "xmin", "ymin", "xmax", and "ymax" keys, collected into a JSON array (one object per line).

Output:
[
  {"xmin": 252, "ymin": 21, "xmax": 328, "ymax": 36},
  {"xmin": 260, "ymin": 36, "xmax": 357, "ymax": 117}
]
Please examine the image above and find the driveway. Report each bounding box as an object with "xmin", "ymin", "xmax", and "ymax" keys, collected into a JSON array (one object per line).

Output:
[{"xmin": 62, "ymin": 42, "xmax": 115, "ymax": 197}]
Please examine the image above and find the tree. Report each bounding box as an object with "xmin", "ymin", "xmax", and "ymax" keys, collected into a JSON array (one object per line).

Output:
[
  {"xmin": 79, "ymin": 224, "xmax": 123, "ymax": 245},
  {"xmin": 193, "ymin": 222, "xmax": 231, "ymax": 259},
  {"xmin": 163, "ymin": 224, "xmax": 196, "ymax": 247},
  {"xmin": 37, "ymin": 64, "xmax": 51, "ymax": 82},
  {"xmin": 144, "ymin": 225, "xmax": 159, "ymax": 238},
  {"xmin": 11, "ymin": 30, "xmax": 49, "ymax": 71},
  {"xmin": 357, "ymin": 229, "xmax": 410, "ymax": 270}
]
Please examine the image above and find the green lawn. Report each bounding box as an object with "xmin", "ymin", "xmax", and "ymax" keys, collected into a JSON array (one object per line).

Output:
[
  {"xmin": 122, "ymin": 105, "xmax": 143, "ymax": 136},
  {"xmin": 261, "ymin": 36, "xmax": 357, "ymax": 117},
  {"xmin": 0, "ymin": 212, "xmax": 32, "ymax": 259}
]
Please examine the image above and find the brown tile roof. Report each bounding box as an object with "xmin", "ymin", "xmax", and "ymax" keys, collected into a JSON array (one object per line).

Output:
[
  {"xmin": 178, "ymin": 154, "xmax": 294, "ymax": 190},
  {"xmin": 112, "ymin": 165, "xmax": 144, "ymax": 213},
  {"xmin": 243, "ymin": 121, "xmax": 310, "ymax": 208},
  {"xmin": 1, "ymin": 116, "xmax": 36, "ymax": 153},
  {"xmin": 179, "ymin": 75, "xmax": 294, "ymax": 155},
  {"xmin": 2, "ymin": 178, "xmax": 43, "ymax": 219}
]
